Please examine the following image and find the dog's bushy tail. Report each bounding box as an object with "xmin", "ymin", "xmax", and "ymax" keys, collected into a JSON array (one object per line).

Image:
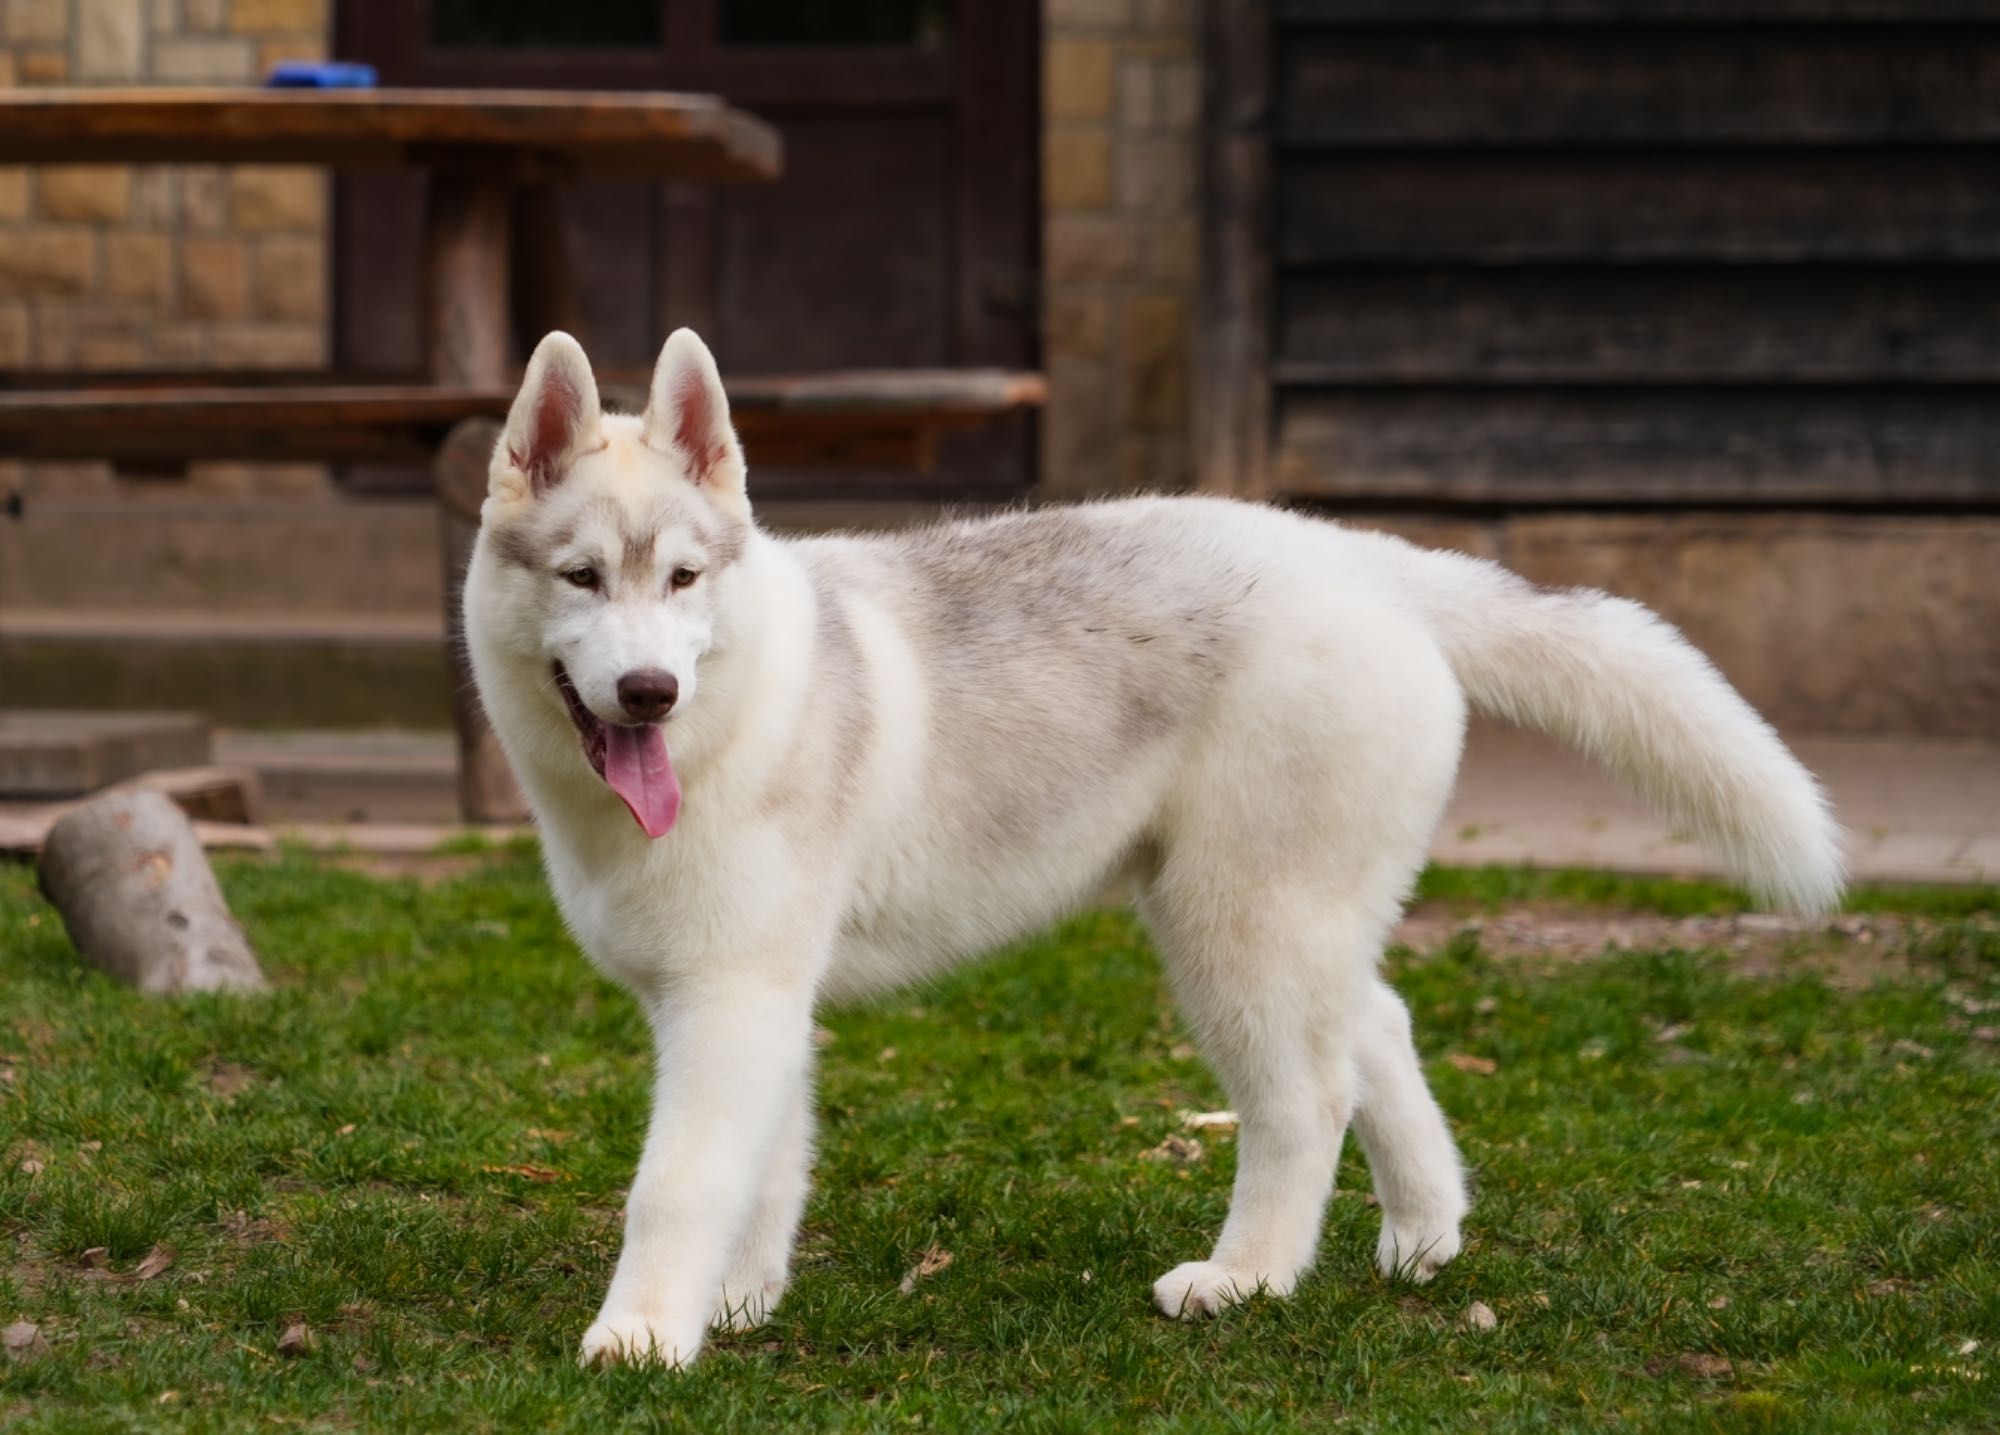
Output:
[{"xmin": 1393, "ymin": 544, "xmax": 1845, "ymax": 915}]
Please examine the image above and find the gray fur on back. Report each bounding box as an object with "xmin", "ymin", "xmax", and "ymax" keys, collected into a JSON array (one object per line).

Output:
[{"xmin": 788, "ymin": 505, "xmax": 1260, "ymax": 852}]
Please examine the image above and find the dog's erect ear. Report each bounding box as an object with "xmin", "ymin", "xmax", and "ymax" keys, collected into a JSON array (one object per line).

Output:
[
  {"xmin": 640, "ymin": 328, "xmax": 745, "ymax": 496},
  {"xmin": 497, "ymin": 331, "xmax": 602, "ymax": 498}
]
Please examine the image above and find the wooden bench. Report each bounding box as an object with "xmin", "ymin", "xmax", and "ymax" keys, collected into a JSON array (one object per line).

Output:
[{"xmin": 0, "ymin": 369, "xmax": 1045, "ymax": 477}]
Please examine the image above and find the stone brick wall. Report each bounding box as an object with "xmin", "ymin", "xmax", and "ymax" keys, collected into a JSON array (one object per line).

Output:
[
  {"xmin": 1041, "ymin": 0, "xmax": 1199, "ymax": 498},
  {"xmin": 0, "ymin": 0, "xmax": 330, "ymax": 495}
]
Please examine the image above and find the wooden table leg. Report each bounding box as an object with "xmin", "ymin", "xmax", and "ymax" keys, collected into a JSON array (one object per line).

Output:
[{"xmin": 425, "ymin": 174, "xmax": 526, "ymax": 825}]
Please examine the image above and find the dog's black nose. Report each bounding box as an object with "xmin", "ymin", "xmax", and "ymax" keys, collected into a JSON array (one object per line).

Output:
[{"xmin": 616, "ymin": 668, "xmax": 679, "ymax": 722}]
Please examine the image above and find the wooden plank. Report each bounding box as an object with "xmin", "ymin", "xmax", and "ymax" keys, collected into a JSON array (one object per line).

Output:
[
  {"xmin": 0, "ymin": 372, "xmax": 1046, "ymax": 468},
  {"xmin": 1279, "ymin": 152, "xmax": 2000, "ymax": 265},
  {"xmin": 1277, "ymin": 271, "xmax": 2000, "ymax": 383},
  {"xmin": 1274, "ymin": 388, "xmax": 2000, "ymax": 503},
  {"xmin": 1278, "ymin": 1, "xmax": 2000, "ymax": 22},
  {"xmin": 1193, "ymin": 0, "xmax": 1274, "ymax": 499},
  {"xmin": 1279, "ymin": 29, "xmax": 2000, "ymax": 145},
  {"xmin": 0, "ymin": 88, "xmax": 782, "ymax": 181},
  {"xmin": 0, "ymin": 369, "xmax": 1046, "ymax": 412}
]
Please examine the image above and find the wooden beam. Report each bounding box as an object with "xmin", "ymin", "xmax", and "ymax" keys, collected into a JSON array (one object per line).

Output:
[
  {"xmin": 1277, "ymin": 150, "xmax": 2000, "ymax": 266},
  {"xmin": 1274, "ymin": 387, "xmax": 2000, "ymax": 506},
  {"xmin": 1276, "ymin": 270, "xmax": 2000, "ymax": 384},
  {"xmin": 1276, "ymin": 28, "xmax": 2000, "ymax": 147}
]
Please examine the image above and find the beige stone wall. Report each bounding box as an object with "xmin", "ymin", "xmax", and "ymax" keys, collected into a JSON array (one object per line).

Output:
[
  {"xmin": 0, "ymin": 0, "xmax": 330, "ymax": 495},
  {"xmin": 1344, "ymin": 510, "xmax": 2000, "ymax": 739},
  {"xmin": 1041, "ymin": 0, "xmax": 1198, "ymax": 498}
]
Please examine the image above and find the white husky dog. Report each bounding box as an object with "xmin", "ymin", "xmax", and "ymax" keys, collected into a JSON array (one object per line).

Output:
[{"xmin": 463, "ymin": 329, "xmax": 1844, "ymax": 1367}]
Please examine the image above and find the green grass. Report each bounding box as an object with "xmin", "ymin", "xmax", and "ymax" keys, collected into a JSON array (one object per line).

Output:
[{"xmin": 0, "ymin": 853, "xmax": 1994, "ymax": 1433}]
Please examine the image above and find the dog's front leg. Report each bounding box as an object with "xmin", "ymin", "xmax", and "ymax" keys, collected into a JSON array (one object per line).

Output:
[{"xmin": 581, "ymin": 974, "xmax": 816, "ymax": 1368}]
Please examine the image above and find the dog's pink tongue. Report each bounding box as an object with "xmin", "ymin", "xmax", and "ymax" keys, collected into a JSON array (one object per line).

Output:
[{"xmin": 603, "ymin": 723, "xmax": 680, "ymax": 838}]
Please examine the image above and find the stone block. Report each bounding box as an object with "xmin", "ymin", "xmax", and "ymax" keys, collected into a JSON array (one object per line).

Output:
[
  {"xmin": 0, "ymin": 229, "xmax": 96, "ymax": 297},
  {"xmin": 181, "ymin": 235, "xmax": 249, "ymax": 318},
  {"xmin": 17, "ymin": 48, "xmax": 69, "ymax": 84},
  {"xmin": 229, "ymin": 167, "xmax": 323, "ymax": 230},
  {"xmin": 30, "ymin": 305, "xmax": 76, "ymax": 364},
  {"xmin": 230, "ymin": 0, "xmax": 325, "ymax": 33},
  {"xmin": 1120, "ymin": 34, "xmax": 1194, "ymax": 60},
  {"xmin": 252, "ymin": 234, "xmax": 323, "ymax": 321},
  {"xmin": 153, "ymin": 323, "xmax": 208, "ymax": 363},
  {"xmin": 209, "ymin": 322, "xmax": 324, "ymax": 367},
  {"xmin": 128, "ymin": 167, "xmax": 175, "ymax": 225},
  {"xmin": 1049, "ymin": 0, "xmax": 1132, "ymax": 26},
  {"xmin": 1117, "ymin": 57, "xmax": 1155, "ymax": 129},
  {"xmin": 0, "ymin": 168, "xmax": 27, "ymax": 221},
  {"xmin": 75, "ymin": 331, "xmax": 147, "ymax": 368},
  {"xmin": 104, "ymin": 233, "xmax": 173, "ymax": 301},
  {"xmin": 1047, "ymin": 37, "xmax": 1113, "ymax": 120},
  {"xmin": 5, "ymin": 0, "xmax": 68, "ymax": 44},
  {"xmin": 257, "ymin": 31, "xmax": 324, "ymax": 69},
  {"xmin": 153, "ymin": 34, "xmax": 255, "ymax": 83},
  {"xmin": 77, "ymin": 0, "xmax": 146, "ymax": 79},
  {"xmin": 184, "ymin": 460, "xmax": 330, "ymax": 497},
  {"xmin": 1335, "ymin": 513, "xmax": 1504, "ymax": 564},
  {"xmin": 1115, "ymin": 136, "xmax": 1194, "ymax": 214},
  {"xmin": 181, "ymin": 166, "xmax": 226, "ymax": 229},
  {"xmin": 1046, "ymin": 215, "xmax": 1139, "ymax": 284},
  {"xmin": 1500, "ymin": 513, "xmax": 2000, "ymax": 738},
  {"xmin": 1144, "ymin": 218, "xmax": 1198, "ymax": 283},
  {"xmin": 1155, "ymin": 57, "xmax": 1199, "ymax": 129},
  {"xmin": 0, "ymin": 303, "xmax": 26, "ymax": 365},
  {"xmin": 1045, "ymin": 292, "xmax": 1109, "ymax": 360},
  {"xmin": 1121, "ymin": 293, "xmax": 1188, "ymax": 429},
  {"xmin": 36, "ymin": 166, "xmax": 131, "ymax": 223},
  {"xmin": 1044, "ymin": 128, "xmax": 1111, "ymax": 210}
]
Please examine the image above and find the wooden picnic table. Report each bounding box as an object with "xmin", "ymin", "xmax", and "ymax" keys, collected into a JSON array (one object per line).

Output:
[
  {"xmin": 0, "ymin": 87, "xmax": 781, "ymax": 402},
  {"xmin": 0, "ymin": 88, "xmax": 1044, "ymax": 823}
]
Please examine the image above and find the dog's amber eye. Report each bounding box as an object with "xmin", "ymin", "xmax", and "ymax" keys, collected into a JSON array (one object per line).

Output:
[
  {"xmin": 670, "ymin": 566, "xmax": 700, "ymax": 591},
  {"xmin": 561, "ymin": 567, "xmax": 599, "ymax": 591}
]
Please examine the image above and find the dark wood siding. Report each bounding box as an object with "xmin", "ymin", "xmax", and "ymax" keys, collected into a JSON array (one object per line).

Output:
[{"xmin": 1215, "ymin": 2, "xmax": 2000, "ymax": 506}]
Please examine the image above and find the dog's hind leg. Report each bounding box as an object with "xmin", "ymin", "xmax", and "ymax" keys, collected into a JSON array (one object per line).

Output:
[
  {"xmin": 1144, "ymin": 884, "xmax": 1382, "ymax": 1318},
  {"xmin": 713, "ymin": 1078, "xmax": 815, "ymax": 1332},
  {"xmin": 1353, "ymin": 978, "xmax": 1466, "ymax": 1282}
]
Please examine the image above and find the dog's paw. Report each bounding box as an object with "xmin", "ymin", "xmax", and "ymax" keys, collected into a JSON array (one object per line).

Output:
[
  {"xmin": 1375, "ymin": 1215, "xmax": 1462, "ymax": 1283},
  {"xmin": 711, "ymin": 1276, "xmax": 786, "ymax": 1333},
  {"xmin": 578, "ymin": 1313, "xmax": 702, "ymax": 1369},
  {"xmin": 1152, "ymin": 1260, "xmax": 1281, "ymax": 1319}
]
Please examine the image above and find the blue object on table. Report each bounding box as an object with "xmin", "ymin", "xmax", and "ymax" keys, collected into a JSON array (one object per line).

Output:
[{"xmin": 264, "ymin": 62, "xmax": 378, "ymax": 89}]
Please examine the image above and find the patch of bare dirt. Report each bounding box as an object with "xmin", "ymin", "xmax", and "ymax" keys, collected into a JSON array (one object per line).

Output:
[
  {"xmin": 313, "ymin": 852, "xmax": 493, "ymax": 884},
  {"xmin": 1392, "ymin": 904, "xmax": 1985, "ymax": 985}
]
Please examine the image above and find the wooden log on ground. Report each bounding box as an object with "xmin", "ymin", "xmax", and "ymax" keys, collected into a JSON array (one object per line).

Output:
[{"xmin": 37, "ymin": 790, "xmax": 266, "ymax": 994}]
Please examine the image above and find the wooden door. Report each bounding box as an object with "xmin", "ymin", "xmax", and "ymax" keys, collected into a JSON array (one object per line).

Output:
[{"xmin": 333, "ymin": 0, "xmax": 1039, "ymax": 501}]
